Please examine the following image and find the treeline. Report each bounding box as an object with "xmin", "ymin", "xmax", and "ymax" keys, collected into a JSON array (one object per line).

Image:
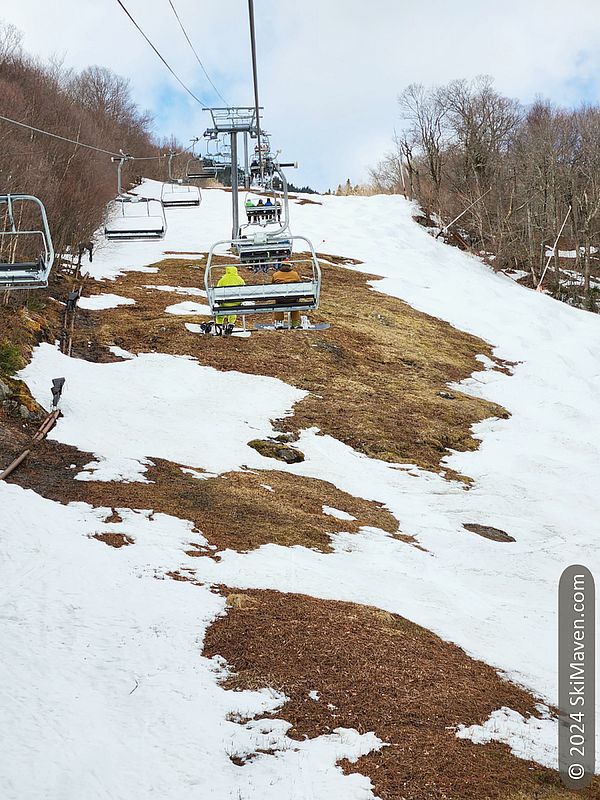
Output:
[
  {"xmin": 0, "ymin": 21, "xmax": 172, "ymax": 258},
  {"xmin": 370, "ymin": 76, "xmax": 600, "ymax": 308}
]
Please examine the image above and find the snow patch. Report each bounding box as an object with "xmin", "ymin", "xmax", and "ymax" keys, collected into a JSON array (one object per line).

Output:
[
  {"xmin": 456, "ymin": 706, "xmax": 558, "ymax": 769},
  {"xmin": 166, "ymin": 301, "xmax": 211, "ymax": 316},
  {"xmin": 322, "ymin": 505, "xmax": 357, "ymax": 522},
  {"xmin": 78, "ymin": 293, "xmax": 135, "ymax": 310}
]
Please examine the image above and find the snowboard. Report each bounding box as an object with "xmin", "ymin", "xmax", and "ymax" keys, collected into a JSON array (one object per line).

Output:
[
  {"xmin": 185, "ymin": 322, "xmax": 251, "ymax": 338},
  {"xmin": 254, "ymin": 322, "xmax": 330, "ymax": 332}
]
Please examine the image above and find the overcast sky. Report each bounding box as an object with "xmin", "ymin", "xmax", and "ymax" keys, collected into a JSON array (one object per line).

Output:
[{"xmin": 4, "ymin": 0, "xmax": 600, "ymax": 190}]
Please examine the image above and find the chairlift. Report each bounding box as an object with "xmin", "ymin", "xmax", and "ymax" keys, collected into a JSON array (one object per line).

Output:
[
  {"xmin": 205, "ymin": 235, "xmax": 321, "ymax": 318},
  {"xmin": 244, "ymin": 186, "xmax": 282, "ymax": 225},
  {"xmin": 235, "ymin": 230, "xmax": 293, "ymax": 265},
  {"xmin": 236, "ymin": 166, "xmax": 291, "ymax": 262},
  {"xmin": 186, "ymin": 157, "xmax": 218, "ymax": 180},
  {"xmin": 0, "ymin": 194, "xmax": 55, "ymax": 289},
  {"xmin": 104, "ymin": 195, "xmax": 166, "ymax": 240},
  {"xmin": 161, "ymin": 182, "xmax": 201, "ymax": 208}
]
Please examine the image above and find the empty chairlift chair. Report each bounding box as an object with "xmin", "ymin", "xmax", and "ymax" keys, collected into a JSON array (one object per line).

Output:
[
  {"xmin": 205, "ymin": 236, "xmax": 321, "ymax": 319},
  {"xmin": 186, "ymin": 157, "xmax": 217, "ymax": 180},
  {"xmin": 104, "ymin": 196, "xmax": 167, "ymax": 241},
  {"xmin": 161, "ymin": 182, "xmax": 201, "ymax": 208},
  {"xmin": 0, "ymin": 194, "xmax": 55, "ymax": 289}
]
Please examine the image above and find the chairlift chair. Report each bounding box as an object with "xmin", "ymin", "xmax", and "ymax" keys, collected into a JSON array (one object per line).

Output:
[
  {"xmin": 0, "ymin": 194, "xmax": 55, "ymax": 289},
  {"xmin": 205, "ymin": 235, "xmax": 321, "ymax": 318},
  {"xmin": 235, "ymin": 231, "xmax": 293, "ymax": 265},
  {"xmin": 237, "ymin": 165, "xmax": 291, "ymax": 262},
  {"xmin": 186, "ymin": 157, "xmax": 218, "ymax": 180},
  {"xmin": 244, "ymin": 191, "xmax": 282, "ymax": 225},
  {"xmin": 161, "ymin": 182, "xmax": 201, "ymax": 208},
  {"xmin": 104, "ymin": 195, "xmax": 166, "ymax": 240}
]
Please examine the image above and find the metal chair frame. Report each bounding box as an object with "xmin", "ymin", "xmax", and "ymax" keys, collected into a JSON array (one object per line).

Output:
[
  {"xmin": 0, "ymin": 194, "xmax": 55, "ymax": 289},
  {"xmin": 104, "ymin": 196, "xmax": 167, "ymax": 241},
  {"xmin": 161, "ymin": 182, "xmax": 201, "ymax": 208},
  {"xmin": 205, "ymin": 235, "xmax": 321, "ymax": 318}
]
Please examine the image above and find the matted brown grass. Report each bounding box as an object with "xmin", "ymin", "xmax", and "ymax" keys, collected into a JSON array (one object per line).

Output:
[
  {"xmin": 73, "ymin": 253, "xmax": 507, "ymax": 475},
  {"xmin": 205, "ymin": 589, "xmax": 599, "ymax": 800},
  {"xmin": 3, "ymin": 435, "xmax": 401, "ymax": 553}
]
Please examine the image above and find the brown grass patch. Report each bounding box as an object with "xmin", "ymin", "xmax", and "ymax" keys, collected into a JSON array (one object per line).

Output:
[
  {"xmin": 75, "ymin": 254, "xmax": 506, "ymax": 475},
  {"xmin": 5, "ymin": 438, "xmax": 401, "ymax": 553},
  {"xmin": 205, "ymin": 590, "xmax": 598, "ymax": 800},
  {"xmin": 92, "ymin": 532, "xmax": 134, "ymax": 548}
]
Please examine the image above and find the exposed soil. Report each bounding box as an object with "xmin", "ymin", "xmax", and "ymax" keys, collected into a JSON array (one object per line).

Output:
[{"xmin": 205, "ymin": 589, "xmax": 599, "ymax": 800}]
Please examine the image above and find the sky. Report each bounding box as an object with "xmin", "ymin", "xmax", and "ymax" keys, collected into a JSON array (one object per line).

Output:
[{"xmin": 4, "ymin": 0, "xmax": 600, "ymax": 190}]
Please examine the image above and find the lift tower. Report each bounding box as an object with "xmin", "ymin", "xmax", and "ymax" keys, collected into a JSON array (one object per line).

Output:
[{"xmin": 203, "ymin": 107, "xmax": 260, "ymax": 240}]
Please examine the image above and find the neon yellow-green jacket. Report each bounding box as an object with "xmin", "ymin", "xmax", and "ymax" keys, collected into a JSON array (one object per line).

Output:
[{"xmin": 217, "ymin": 265, "xmax": 245, "ymax": 288}]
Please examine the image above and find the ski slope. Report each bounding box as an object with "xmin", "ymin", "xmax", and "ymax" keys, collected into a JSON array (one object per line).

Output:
[{"xmin": 2, "ymin": 181, "xmax": 600, "ymax": 797}]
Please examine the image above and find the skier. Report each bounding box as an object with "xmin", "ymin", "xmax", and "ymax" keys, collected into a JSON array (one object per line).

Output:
[
  {"xmin": 272, "ymin": 260, "xmax": 304, "ymax": 329},
  {"xmin": 215, "ymin": 266, "xmax": 245, "ymax": 335}
]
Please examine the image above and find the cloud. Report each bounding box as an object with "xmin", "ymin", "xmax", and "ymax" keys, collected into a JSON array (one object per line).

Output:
[{"xmin": 4, "ymin": 0, "xmax": 600, "ymax": 189}]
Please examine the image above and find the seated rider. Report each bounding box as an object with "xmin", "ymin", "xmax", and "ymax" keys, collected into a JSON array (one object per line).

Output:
[
  {"xmin": 215, "ymin": 265, "xmax": 245, "ymax": 334},
  {"xmin": 272, "ymin": 259, "xmax": 304, "ymax": 329}
]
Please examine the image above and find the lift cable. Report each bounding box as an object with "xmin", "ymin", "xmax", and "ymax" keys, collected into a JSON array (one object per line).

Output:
[
  {"xmin": 247, "ymin": 0, "xmax": 263, "ymax": 176},
  {"xmin": 115, "ymin": 0, "xmax": 207, "ymax": 108},
  {"xmin": 0, "ymin": 114, "xmax": 168, "ymax": 162},
  {"xmin": 0, "ymin": 114, "xmax": 124, "ymax": 158},
  {"xmin": 166, "ymin": 0, "xmax": 230, "ymax": 107}
]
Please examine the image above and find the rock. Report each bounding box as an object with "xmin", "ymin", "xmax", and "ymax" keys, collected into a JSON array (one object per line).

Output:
[
  {"xmin": 438, "ymin": 391, "xmax": 456, "ymax": 400},
  {"xmin": 273, "ymin": 432, "xmax": 298, "ymax": 444},
  {"xmin": 19, "ymin": 404, "xmax": 30, "ymax": 419},
  {"xmin": 463, "ymin": 523, "xmax": 515, "ymax": 543},
  {"xmin": 276, "ymin": 447, "xmax": 304, "ymax": 464},
  {"xmin": 0, "ymin": 379, "xmax": 10, "ymax": 400},
  {"xmin": 248, "ymin": 438, "xmax": 305, "ymax": 464}
]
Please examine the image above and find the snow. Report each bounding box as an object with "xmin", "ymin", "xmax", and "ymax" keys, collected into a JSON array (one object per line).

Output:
[
  {"xmin": 7, "ymin": 183, "xmax": 600, "ymax": 788},
  {"xmin": 21, "ymin": 344, "xmax": 305, "ymax": 482},
  {"xmin": 166, "ymin": 301, "xmax": 211, "ymax": 316},
  {"xmin": 0, "ymin": 482, "xmax": 382, "ymax": 800},
  {"xmin": 545, "ymin": 246, "xmax": 598, "ymax": 258},
  {"xmin": 323, "ymin": 505, "xmax": 357, "ymax": 521},
  {"xmin": 145, "ymin": 284, "xmax": 207, "ymax": 297},
  {"xmin": 456, "ymin": 706, "xmax": 557, "ymax": 769},
  {"xmin": 90, "ymin": 181, "xmax": 234, "ymax": 281},
  {"xmin": 109, "ymin": 345, "xmax": 135, "ymax": 359},
  {"xmin": 78, "ymin": 293, "xmax": 135, "ymax": 310}
]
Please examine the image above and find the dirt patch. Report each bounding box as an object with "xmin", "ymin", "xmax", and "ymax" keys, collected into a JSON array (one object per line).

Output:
[
  {"xmin": 92, "ymin": 532, "xmax": 134, "ymax": 548},
  {"xmin": 204, "ymin": 590, "xmax": 598, "ymax": 800},
  {"xmin": 296, "ymin": 198, "xmax": 322, "ymax": 206},
  {"xmin": 464, "ymin": 523, "xmax": 516, "ymax": 542}
]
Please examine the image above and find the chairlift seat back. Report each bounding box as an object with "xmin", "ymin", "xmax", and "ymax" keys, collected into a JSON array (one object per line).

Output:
[
  {"xmin": 0, "ymin": 195, "xmax": 54, "ymax": 289},
  {"xmin": 104, "ymin": 196, "xmax": 166, "ymax": 240},
  {"xmin": 205, "ymin": 235, "xmax": 322, "ymax": 318},
  {"xmin": 161, "ymin": 184, "xmax": 201, "ymax": 207}
]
